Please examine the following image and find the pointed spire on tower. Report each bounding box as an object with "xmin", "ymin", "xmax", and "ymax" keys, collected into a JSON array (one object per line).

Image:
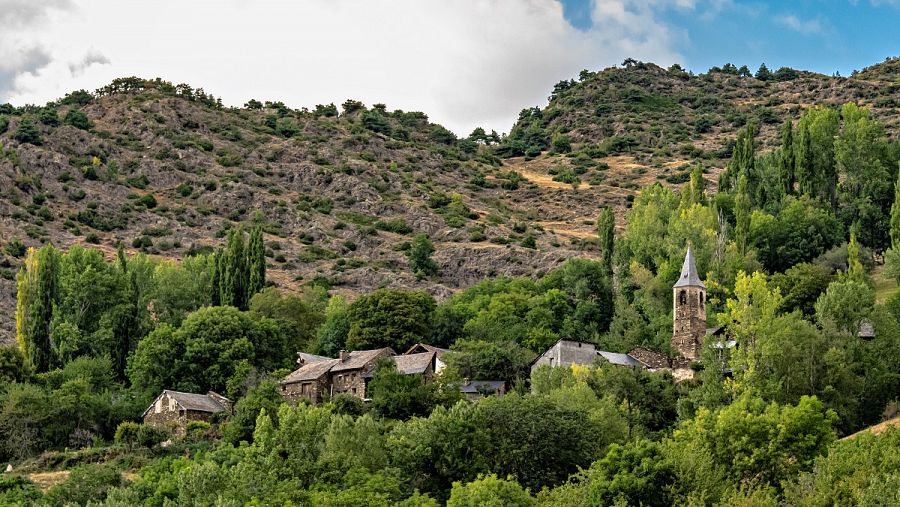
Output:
[{"xmin": 673, "ymin": 245, "xmax": 704, "ymax": 288}]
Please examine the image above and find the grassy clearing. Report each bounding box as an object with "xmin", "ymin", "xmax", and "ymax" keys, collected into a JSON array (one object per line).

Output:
[{"xmin": 871, "ymin": 265, "xmax": 897, "ymax": 303}]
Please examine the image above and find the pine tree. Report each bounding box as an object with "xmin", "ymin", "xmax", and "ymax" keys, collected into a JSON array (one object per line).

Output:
[
  {"xmin": 779, "ymin": 120, "xmax": 795, "ymax": 195},
  {"xmin": 408, "ymin": 234, "xmax": 438, "ymax": 278},
  {"xmin": 247, "ymin": 226, "xmax": 266, "ymax": 297},
  {"xmin": 15, "ymin": 245, "xmax": 59, "ymax": 371},
  {"xmin": 735, "ymin": 174, "xmax": 751, "ymax": 256},
  {"xmin": 597, "ymin": 207, "xmax": 615, "ymax": 275},
  {"xmin": 891, "ymin": 164, "xmax": 900, "ymax": 249}
]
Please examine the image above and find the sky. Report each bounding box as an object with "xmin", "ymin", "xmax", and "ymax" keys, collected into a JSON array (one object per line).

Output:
[{"xmin": 1, "ymin": 0, "xmax": 898, "ymax": 136}]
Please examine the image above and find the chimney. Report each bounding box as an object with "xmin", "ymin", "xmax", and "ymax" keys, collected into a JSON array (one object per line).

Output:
[{"xmin": 339, "ymin": 350, "xmax": 350, "ymax": 362}]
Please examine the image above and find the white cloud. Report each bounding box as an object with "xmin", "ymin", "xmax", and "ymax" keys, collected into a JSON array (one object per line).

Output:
[
  {"xmin": 775, "ymin": 14, "xmax": 823, "ymax": 35},
  {"xmin": 68, "ymin": 49, "xmax": 111, "ymax": 77},
  {"xmin": 0, "ymin": 0, "xmax": 73, "ymax": 98},
  {"xmin": 3, "ymin": 0, "xmax": 689, "ymax": 134}
]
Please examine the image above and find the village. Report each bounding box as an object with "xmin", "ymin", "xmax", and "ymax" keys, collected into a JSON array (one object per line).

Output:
[{"xmin": 142, "ymin": 247, "xmax": 728, "ymax": 430}]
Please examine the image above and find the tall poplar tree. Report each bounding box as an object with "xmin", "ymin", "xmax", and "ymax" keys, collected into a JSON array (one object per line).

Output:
[
  {"xmin": 891, "ymin": 164, "xmax": 900, "ymax": 249},
  {"xmin": 779, "ymin": 120, "xmax": 795, "ymax": 195},
  {"xmin": 847, "ymin": 230, "xmax": 865, "ymax": 282},
  {"xmin": 15, "ymin": 245, "xmax": 59, "ymax": 372},
  {"xmin": 680, "ymin": 164, "xmax": 707, "ymax": 209},
  {"xmin": 211, "ymin": 248, "xmax": 222, "ymax": 306},
  {"xmin": 247, "ymin": 226, "xmax": 266, "ymax": 297},
  {"xmin": 597, "ymin": 206, "xmax": 615, "ymax": 275},
  {"xmin": 720, "ymin": 123, "xmax": 756, "ymax": 194},
  {"xmin": 734, "ymin": 174, "xmax": 751, "ymax": 256},
  {"xmin": 220, "ymin": 228, "xmax": 248, "ymax": 310},
  {"xmin": 796, "ymin": 120, "xmax": 814, "ymax": 198}
]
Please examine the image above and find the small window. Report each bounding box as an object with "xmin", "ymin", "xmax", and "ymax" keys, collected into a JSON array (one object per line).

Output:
[
  {"xmin": 700, "ymin": 292, "xmax": 705, "ymax": 308},
  {"xmin": 679, "ymin": 290, "xmax": 687, "ymax": 305}
]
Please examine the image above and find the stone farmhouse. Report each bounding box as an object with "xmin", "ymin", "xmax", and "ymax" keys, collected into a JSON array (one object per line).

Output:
[
  {"xmin": 142, "ymin": 390, "xmax": 233, "ymax": 431},
  {"xmin": 280, "ymin": 345, "xmax": 450, "ymax": 404}
]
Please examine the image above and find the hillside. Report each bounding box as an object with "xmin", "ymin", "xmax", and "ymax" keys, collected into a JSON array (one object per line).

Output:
[{"xmin": 1, "ymin": 59, "xmax": 899, "ymax": 343}]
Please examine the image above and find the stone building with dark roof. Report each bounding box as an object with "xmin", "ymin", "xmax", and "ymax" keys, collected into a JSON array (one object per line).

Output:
[
  {"xmin": 531, "ymin": 339, "xmax": 649, "ymax": 374},
  {"xmin": 280, "ymin": 348, "xmax": 395, "ymax": 404},
  {"xmin": 142, "ymin": 390, "xmax": 232, "ymax": 432}
]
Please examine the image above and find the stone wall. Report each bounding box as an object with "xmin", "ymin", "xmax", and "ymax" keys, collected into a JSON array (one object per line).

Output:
[
  {"xmin": 331, "ymin": 371, "xmax": 367, "ymax": 399},
  {"xmin": 672, "ymin": 285, "xmax": 706, "ymax": 360},
  {"xmin": 281, "ymin": 377, "xmax": 330, "ymax": 404}
]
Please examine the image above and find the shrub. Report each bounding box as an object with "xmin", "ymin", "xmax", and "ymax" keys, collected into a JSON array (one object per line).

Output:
[
  {"xmin": 12, "ymin": 119, "xmax": 42, "ymax": 145},
  {"xmin": 136, "ymin": 194, "xmax": 158, "ymax": 208},
  {"xmin": 4, "ymin": 239, "xmax": 26, "ymax": 258},
  {"xmin": 42, "ymin": 464, "xmax": 122, "ymax": 506},
  {"xmin": 332, "ymin": 393, "xmax": 366, "ymax": 416},
  {"xmin": 64, "ymin": 109, "xmax": 93, "ymax": 130},
  {"xmin": 551, "ymin": 133, "xmax": 572, "ymax": 153},
  {"xmin": 114, "ymin": 421, "xmax": 140, "ymax": 449},
  {"xmin": 137, "ymin": 424, "xmax": 169, "ymax": 448},
  {"xmin": 185, "ymin": 420, "xmax": 212, "ymax": 442}
]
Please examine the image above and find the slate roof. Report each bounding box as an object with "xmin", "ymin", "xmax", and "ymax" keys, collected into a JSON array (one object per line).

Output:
[
  {"xmin": 331, "ymin": 348, "xmax": 394, "ymax": 373},
  {"xmin": 393, "ymin": 351, "xmax": 435, "ymax": 374},
  {"xmin": 405, "ymin": 343, "xmax": 449, "ymax": 356},
  {"xmin": 297, "ymin": 352, "xmax": 332, "ymax": 365},
  {"xmin": 858, "ymin": 319, "xmax": 875, "ymax": 339},
  {"xmin": 460, "ymin": 380, "xmax": 506, "ymax": 394},
  {"xmin": 598, "ymin": 351, "xmax": 643, "ymax": 367},
  {"xmin": 282, "ymin": 358, "xmax": 340, "ymax": 384},
  {"xmin": 673, "ymin": 245, "xmax": 705, "ymax": 288},
  {"xmin": 143, "ymin": 390, "xmax": 230, "ymax": 417}
]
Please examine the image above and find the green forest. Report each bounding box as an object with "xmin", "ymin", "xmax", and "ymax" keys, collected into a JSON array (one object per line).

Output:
[{"xmin": 2, "ymin": 77, "xmax": 900, "ymax": 506}]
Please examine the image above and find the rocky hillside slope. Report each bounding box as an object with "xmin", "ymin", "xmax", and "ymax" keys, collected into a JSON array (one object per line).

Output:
[{"xmin": 0, "ymin": 58, "xmax": 898, "ymax": 343}]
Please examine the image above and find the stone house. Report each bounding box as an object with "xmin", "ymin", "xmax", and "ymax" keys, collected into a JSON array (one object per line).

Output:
[
  {"xmin": 331, "ymin": 348, "xmax": 395, "ymax": 398},
  {"xmin": 280, "ymin": 348, "xmax": 394, "ymax": 404},
  {"xmin": 280, "ymin": 357, "xmax": 341, "ymax": 404},
  {"xmin": 404, "ymin": 343, "xmax": 449, "ymax": 374},
  {"xmin": 392, "ymin": 351, "xmax": 437, "ymax": 381},
  {"xmin": 142, "ymin": 390, "xmax": 233, "ymax": 432},
  {"xmin": 531, "ymin": 339, "xmax": 646, "ymax": 375}
]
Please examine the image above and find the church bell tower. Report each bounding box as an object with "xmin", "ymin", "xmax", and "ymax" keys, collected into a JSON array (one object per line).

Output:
[{"xmin": 672, "ymin": 245, "xmax": 706, "ymax": 360}]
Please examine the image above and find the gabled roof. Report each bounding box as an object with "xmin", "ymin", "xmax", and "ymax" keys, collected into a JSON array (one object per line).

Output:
[
  {"xmin": 393, "ymin": 351, "xmax": 435, "ymax": 374},
  {"xmin": 460, "ymin": 380, "xmax": 506, "ymax": 394},
  {"xmin": 405, "ymin": 343, "xmax": 449, "ymax": 356},
  {"xmin": 282, "ymin": 358, "xmax": 340, "ymax": 384},
  {"xmin": 142, "ymin": 390, "xmax": 231, "ymax": 417},
  {"xmin": 297, "ymin": 352, "xmax": 332, "ymax": 365},
  {"xmin": 598, "ymin": 351, "xmax": 643, "ymax": 367},
  {"xmin": 673, "ymin": 245, "xmax": 705, "ymax": 288},
  {"xmin": 331, "ymin": 347, "xmax": 395, "ymax": 373}
]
